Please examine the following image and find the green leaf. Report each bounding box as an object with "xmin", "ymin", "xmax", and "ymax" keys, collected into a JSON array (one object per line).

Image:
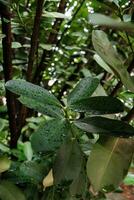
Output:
[
  {"xmin": 69, "ymin": 96, "xmax": 124, "ymax": 114},
  {"xmin": 123, "ymin": 173, "xmax": 134, "ymax": 185},
  {"xmin": 6, "ymin": 80, "xmax": 60, "ymax": 106},
  {"xmin": 12, "ymin": 42, "xmax": 22, "ymax": 49},
  {"xmin": 6, "ymin": 80, "xmax": 64, "ymax": 118},
  {"xmin": 0, "ymin": 156, "xmax": 11, "ymax": 173},
  {"xmin": 87, "ymin": 136, "xmax": 134, "ymax": 192},
  {"xmin": 67, "ymin": 77, "xmax": 99, "ymax": 106},
  {"xmin": 74, "ymin": 116, "xmax": 134, "ymax": 137},
  {"xmin": 53, "ymin": 138, "xmax": 83, "ymax": 185},
  {"xmin": 18, "ymin": 96, "xmax": 64, "ymax": 118},
  {"xmin": 93, "ymin": 54, "xmax": 113, "ymax": 74},
  {"xmin": 0, "ymin": 181, "xmax": 26, "ymax": 200},
  {"xmin": 39, "ymin": 44, "xmax": 53, "ymax": 51},
  {"xmin": 19, "ymin": 161, "xmax": 45, "ymax": 184},
  {"xmin": 69, "ymin": 160, "xmax": 87, "ymax": 199},
  {"xmin": 92, "ymin": 30, "xmax": 134, "ymax": 92},
  {"xmin": 43, "ymin": 11, "xmax": 68, "ymax": 19},
  {"xmin": 31, "ymin": 119, "xmax": 70, "ymax": 153},
  {"xmin": 23, "ymin": 142, "xmax": 33, "ymax": 161},
  {"xmin": 89, "ymin": 13, "xmax": 134, "ymax": 31}
]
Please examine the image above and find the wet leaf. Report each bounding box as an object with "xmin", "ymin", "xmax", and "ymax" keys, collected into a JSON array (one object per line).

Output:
[
  {"xmin": 70, "ymin": 96, "xmax": 124, "ymax": 114},
  {"xmin": 67, "ymin": 77, "xmax": 99, "ymax": 106},
  {"xmin": 31, "ymin": 119, "xmax": 70, "ymax": 153},
  {"xmin": 74, "ymin": 116, "xmax": 134, "ymax": 137}
]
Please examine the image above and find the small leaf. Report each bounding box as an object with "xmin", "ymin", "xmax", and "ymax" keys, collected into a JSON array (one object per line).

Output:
[
  {"xmin": 0, "ymin": 156, "xmax": 11, "ymax": 173},
  {"xmin": 23, "ymin": 142, "xmax": 33, "ymax": 161},
  {"xmin": 93, "ymin": 54, "xmax": 113, "ymax": 74},
  {"xmin": 43, "ymin": 11, "xmax": 68, "ymax": 19},
  {"xmin": 31, "ymin": 119, "xmax": 70, "ymax": 153},
  {"xmin": 70, "ymin": 96, "xmax": 124, "ymax": 114},
  {"xmin": 0, "ymin": 181, "xmax": 26, "ymax": 200},
  {"xmin": 92, "ymin": 30, "xmax": 134, "ymax": 92},
  {"xmin": 12, "ymin": 42, "xmax": 22, "ymax": 49},
  {"xmin": 74, "ymin": 116, "xmax": 134, "ymax": 137},
  {"xmin": 87, "ymin": 136, "xmax": 134, "ymax": 192},
  {"xmin": 43, "ymin": 169, "xmax": 54, "ymax": 189},
  {"xmin": 89, "ymin": 13, "xmax": 134, "ymax": 31},
  {"xmin": 39, "ymin": 44, "xmax": 53, "ymax": 51},
  {"xmin": 53, "ymin": 137, "xmax": 83, "ymax": 185},
  {"xmin": 67, "ymin": 77, "xmax": 99, "ymax": 106}
]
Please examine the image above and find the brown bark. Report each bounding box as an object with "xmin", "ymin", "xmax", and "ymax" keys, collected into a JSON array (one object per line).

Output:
[{"xmin": 1, "ymin": 3, "xmax": 18, "ymax": 148}]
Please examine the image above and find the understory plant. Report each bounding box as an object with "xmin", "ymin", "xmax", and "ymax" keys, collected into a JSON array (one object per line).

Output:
[{"xmin": 1, "ymin": 76, "xmax": 133, "ymax": 199}]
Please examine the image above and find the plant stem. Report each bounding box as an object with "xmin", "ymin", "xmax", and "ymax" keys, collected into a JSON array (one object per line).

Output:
[
  {"xmin": 122, "ymin": 107, "xmax": 134, "ymax": 123},
  {"xmin": 26, "ymin": 0, "xmax": 45, "ymax": 82},
  {"xmin": 33, "ymin": 0, "xmax": 67, "ymax": 84},
  {"xmin": 1, "ymin": 3, "xmax": 19, "ymax": 148},
  {"xmin": 57, "ymin": 0, "xmax": 86, "ymax": 46}
]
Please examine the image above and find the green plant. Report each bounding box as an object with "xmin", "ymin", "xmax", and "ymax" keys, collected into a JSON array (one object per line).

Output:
[{"xmin": 4, "ymin": 76, "xmax": 134, "ymax": 198}]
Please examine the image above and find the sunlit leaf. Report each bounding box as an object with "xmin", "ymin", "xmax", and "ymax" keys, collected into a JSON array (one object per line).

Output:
[
  {"xmin": 0, "ymin": 156, "xmax": 11, "ymax": 173},
  {"xmin": 89, "ymin": 13, "xmax": 134, "ymax": 31},
  {"xmin": 43, "ymin": 11, "xmax": 67, "ymax": 19}
]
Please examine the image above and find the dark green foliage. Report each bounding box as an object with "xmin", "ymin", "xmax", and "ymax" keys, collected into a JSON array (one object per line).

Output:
[{"xmin": 0, "ymin": 0, "xmax": 134, "ymax": 199}]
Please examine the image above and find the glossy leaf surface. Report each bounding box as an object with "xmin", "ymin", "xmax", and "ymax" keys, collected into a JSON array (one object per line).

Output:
[
  {"xmin": 74, "ymin": 116, "xmax": 134, "ymax": 137},
  {"xmin": 70, "ymin": 96, "xmax": 124, "ymax": 114},
  {"xmin": 67, "ymin": 77, "xmax": 99, "ymax": 106}
]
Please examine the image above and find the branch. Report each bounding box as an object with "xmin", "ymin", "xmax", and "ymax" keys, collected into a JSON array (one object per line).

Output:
[
  {"xmin": 122, "ymin": 107, "xmax": 134, "ymax": 123},
  {"xmin": 1, "ymin": 3, "xmax": 18, "ymax": 148},
  {"xmin": 57, "ymin": 0, "xmax": 86, "ymax": 46},
  {"xmin": 33, "ymin": 0, "xmax": 67, "ymax": 83},
  {"xmin": 26, "ymin": 0, "xmax": 45, "ymax": 82}
]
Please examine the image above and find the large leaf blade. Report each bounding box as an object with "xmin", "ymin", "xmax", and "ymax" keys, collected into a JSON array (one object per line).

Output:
[
  {"xmin": 87, "ymin": 136, "xmax": 134, "ymax": 192},
  {"xmin": 69, "ymin": 96, "xmax": 124, "ymax": 114},
  {"xmin": 31, "ymin": 119, "xmax": 70, "ymax": 153},
  {"xmin": 0, "ymin": 181, "xmax": 26, "ymax": 200},
  {"xmin": 18, "ymin": 96, "xmax": 64, "ymax": 118},
  {"xmin": 67, "ymin": 77, "xmax": 99, "ymax": 106},
  {"xmin": 92, "ymin": 30, "xmax": 134, "ymax": 92},
  {"xmin": 53, "ymin": 138, "xmax": 83, "ymax": 185},
  {"xmin": 6, "ymin": 80, "xmax": 64, "ymax": 118},
  {"xmin": 5, "ymin": 80, "xmax": 61, "ymax": 106},
  {"xmin": 74, "ymin": 116, "xmax": 134, "ymax": 137},
  {"xmin": 89, "ymin": 13, "xmax": 134, "ymax": 31}
]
